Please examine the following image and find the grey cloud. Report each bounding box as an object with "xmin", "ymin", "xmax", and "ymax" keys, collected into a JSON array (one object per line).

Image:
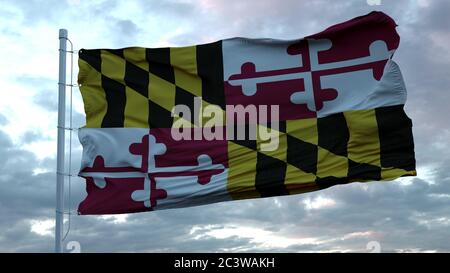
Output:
[
  {"xmin": 21, "ymin": 131, "xmax": 49, "ymax": 144},
  {"xmin": 137, "ymin": 0, "xmax": 198, "ymax": 16},
  {"xmin": 17, "ymin": 76, "xmax": 59, "ymax": 115},
  {"xmin": 109, "ymin": 19, "xmax": 141, "ymax": 45},
  {"xmin": 33, "ymin": 89, "xmax": 58, "ymax": 112},
  {"xmin": 419, "ymin": 0, "xmax": 450, "ymax": 31},
  {"xmin": 58, "ymin": 168, "xmax": 450, "ymax": 252},
  {"xmin": 115, "ymin": 19, "xmax": 140, "ymax": 36},
  {"xmin": 4, "ymin": 0, "xmax": 118, "ymax": 26},
  {"xmin": 16, "ymin": 76, "xmax": 53, "ymax": 87},
  {"xmin": 72, "ymin": 111, "xmax": 87, "ymax": 128},
  {"xmin": 3, "ymin": 0, "xmax": 63, "ymax": 24},
  {"xmin": 0, "ymin": 128, "xmax": 82, "ymax": 252}
]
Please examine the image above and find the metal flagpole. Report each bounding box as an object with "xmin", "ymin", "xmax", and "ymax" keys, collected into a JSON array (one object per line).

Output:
[{"xmin": 56, "ymin": 28, "xmax": 68, "ymax": 253}]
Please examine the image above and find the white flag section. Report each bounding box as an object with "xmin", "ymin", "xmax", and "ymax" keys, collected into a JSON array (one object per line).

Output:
[{"xmin": 223, "ymin": 40, "xmax": 407, "ymax": 119}]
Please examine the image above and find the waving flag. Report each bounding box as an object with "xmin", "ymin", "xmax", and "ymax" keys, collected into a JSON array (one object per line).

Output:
[{"xmin": 77, "ymin": 11, "xmax": 415, "ymax": 215}]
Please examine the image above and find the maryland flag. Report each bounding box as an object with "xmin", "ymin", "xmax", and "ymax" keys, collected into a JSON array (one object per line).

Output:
[{"xmin": 77, "ymin": 11, "xmax": 415, "ymax": 214}]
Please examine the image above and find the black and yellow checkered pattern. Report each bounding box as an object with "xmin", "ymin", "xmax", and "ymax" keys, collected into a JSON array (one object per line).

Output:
[
  {"xmin": 226, "ymin": 106, "xmax": 416, "ymax": 200},
  {"xmin": 78, "ymin": 42, "xmax": 225, "ymax": 129}
]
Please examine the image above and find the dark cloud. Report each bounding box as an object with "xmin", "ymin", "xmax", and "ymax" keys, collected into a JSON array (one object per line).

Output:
[
  {"xmin": 115, "ymin": 19, "xmax": 140, "ymax": 36},
  {"xmin": 0, "ymin": 130, "xmax": 53, "ymax": 252}
]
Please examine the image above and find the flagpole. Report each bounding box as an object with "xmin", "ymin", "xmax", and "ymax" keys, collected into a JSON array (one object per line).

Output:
[{"xmin": 55, "ymin": 28, "xmax": 68, "ymax": 253}]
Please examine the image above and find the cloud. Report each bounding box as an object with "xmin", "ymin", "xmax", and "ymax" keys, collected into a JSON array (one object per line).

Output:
[
  {"xmin": 115, "ymin": 19, "xmax": 140, "ymax": 38},
  {"xmin": 0, "ymin": 114, "xmax": 8, "ymax": 125},
  {"xmin": 33, "ymin": 89, "xmax": 58, "ymax": 112},
  {"xmin": 303, "ymin": 196, "xmax": 338, "ymax": 210},
  {"xmin": 30, "ymin": 219, "xmax": 54, "ymax": 236}
]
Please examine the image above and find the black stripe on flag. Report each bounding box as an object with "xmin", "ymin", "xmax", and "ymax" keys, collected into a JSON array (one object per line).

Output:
[
  {"xmin": 197, "ymin": 41, "xmax": 225, "ymax": 109},
  {"xmin": 348, "ymin": 159, "xmax": 381, "ymax": 181},
  {"xmin": 79, "ymin": 49, "xmax": 101, "ymax": 72},
  {"xmin": 148, "ymin": 100, "xmax": 173, "ymax": 128},
  {"xmin": 255, "ymin": 152, "xmax": 288, "ymax": 197},
  {"xmin": 230, "ymin": 139, "xmax": 257, "ymax": 151},
  {"xmin": 316, "ymin": 176, "xmax": 349, "ymax": 189},
  {"xmin": 105, "ymin": 49, "xmax": 124, "ymax": 58},
  {"xmin": 101, "ymin": 75, "xmax": 126, "ymax": 127},
  {"xmin": 264, "ymin": 121, "xmax": 286, "ymax": 133},
  {"xmin": 146, "ymin": 48, "xmax": 174, "ymax": 83},
  {"xmin": 175, "ymin": 86, "xmax": 196, "ymax": 125},
  {"xmin": 317, "ymin": 113, "xmax": 349, "ymax": 157},
  {"xmin": 286, "ymin": 134, "xmax": 318, "ymax": 174},
  {"xmin": 376, "ymin": 105, "xmax": 415, "ymax": 171}
]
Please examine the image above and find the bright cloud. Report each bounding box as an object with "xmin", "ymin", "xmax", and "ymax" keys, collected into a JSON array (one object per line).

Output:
[
  {"xmin": 303, "ymin": 196, "xmax": 337, "ymax": 210},
  {"xmin": 30, "ymin": 219, "xmax": 54, "ymax": 236}
]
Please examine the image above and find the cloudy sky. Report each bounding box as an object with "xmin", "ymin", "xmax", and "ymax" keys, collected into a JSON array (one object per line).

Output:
[{"xmin": 0, "ymin": 0, "xmax": 449, "ymax": 253}]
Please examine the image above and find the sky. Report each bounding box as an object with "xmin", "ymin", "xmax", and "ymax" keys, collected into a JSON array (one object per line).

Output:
[{"xmin": 0, "ymin": 0, "xmax": 449, "ymax": 253}]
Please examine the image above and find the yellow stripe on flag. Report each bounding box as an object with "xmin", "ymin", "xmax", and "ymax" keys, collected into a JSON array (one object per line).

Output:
[
  {"xmin": 148, "ymin": 73, "xmax": 176, "ymax": 112},
  {"xmin": 381, "ymin": 168, "xmax": 416, "ymax": 180},
  {"xmin": 170, "ymin": 46, "xmax": 202, "ymax": 97},
  {"xmin": 317, "ymin": 146, "xmax": 348, "ymax": 178},
  {"xmin": 344, "ymin": 109, "xmax": 381, "ymax": 167},
  {"xmin": 101, "ymin": 50, "xmax": 125, "ymax": 83},
  {"xmin": 78, "ymin": 59, "xmax": 107, "ymax": 128},
  {"xmin": 286, "ymin": 117, "xmax": 318, "ymax": 145},
  {"xmin": 123, "ymin": 47, "xmax": 149, "ymax": 71},
  {"xmin": 284, "ymin": 164, "xmax": 318, "ymax": 194},
  {"xmin": 124, "ymin": 86, "xmax": 149, "ymax": 128},
  {"xmin": 257, "ymin": 125, "xmax": 286, "ymax": 162}
]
